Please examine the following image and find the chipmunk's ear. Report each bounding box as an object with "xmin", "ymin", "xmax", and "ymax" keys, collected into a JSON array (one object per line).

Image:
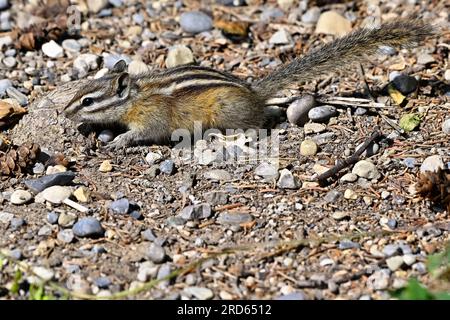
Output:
[
  {"xmin": 116, "ymin": 72, "xmax": 130, "ymax": 98},
  {"xmin": 111, "ymin": 60, "xmax": 127, "ymax": 73}
]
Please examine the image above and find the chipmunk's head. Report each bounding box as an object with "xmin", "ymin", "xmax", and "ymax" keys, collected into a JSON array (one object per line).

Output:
[{"xmin": 63, "ymin": 60, "xmax": 134, "ymax": 124}]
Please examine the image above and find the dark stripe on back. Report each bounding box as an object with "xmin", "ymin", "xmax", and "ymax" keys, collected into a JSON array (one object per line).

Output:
[{"xmin": 171, "ymin": 82, "xmax": 246, "ymax": 97}]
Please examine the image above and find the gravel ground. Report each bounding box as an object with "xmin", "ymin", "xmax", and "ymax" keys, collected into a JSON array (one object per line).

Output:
[{"xmin": 0, "ymin": 0, "xmax": 449, "ymax": 300}]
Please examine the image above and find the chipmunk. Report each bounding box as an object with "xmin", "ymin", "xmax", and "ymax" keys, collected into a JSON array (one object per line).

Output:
[{"xmin": 63, "ymin": 19, "xmax": 434, "ymax": 149}]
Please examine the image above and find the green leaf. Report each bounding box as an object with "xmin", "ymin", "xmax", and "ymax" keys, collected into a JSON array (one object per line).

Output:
[
  {"xmin": 391, "ymin": 278, "xmax": 434, "ymax": 300},
  {"xmin": 434, "ymin": 292, "xmax": 450, "ymax": 300},
  {"xmin": 399, "ymin": 113, "xmax": 421, "ymax": 132}
]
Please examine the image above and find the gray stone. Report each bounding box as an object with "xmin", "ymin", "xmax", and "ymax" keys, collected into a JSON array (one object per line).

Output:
[
  {"xmin": 57, "ymin": 229, "xmax": 74, "ymax": 243},
  {"xmin": 311, "ymin": 132, "xmax": 335, "ymax": 145},
  {"xmin": 109, "ymin": 198, "xmax": 130, "ymax": 215},
  {"xmin": 62, "ymin": 39, "xmax": 81, "ymax": 53},
  {"xmin": 0, "ymin": 78, "xmax": 12, "ymax": 95},
  {"xmin": 6, "ymin": 87, "xmax": 28, "ymax": 106},
  {"xmin": 367, "ymin": 270, "xmax": 390, "ymax": 290},
  {"xmin": 179, "ymin": 11, "xmax": 213, "ymax": 34},
  {"xmin": 412, "ymin": 262, "xmax": 426, "ymax": 274},
  {"xmin": 204, "ymin": 191, "xmax": 228, "ymax": 206},
  {"xmin": 0, "ymin": 211, "xmax": 13, "ymax": 224},
  {"xmin": 403, "ymin": 254, "xmax": 416, "ymax": 266},
  {"xmin": 10, "ymin": 217, "xmax": 25, "ymax": 229},
  {"xmin": 38, "ymin": 225, "xmax": 52, "ymax": 236},
  {"xmin": 356, "ymin": 141, "xmax": 379, "ymax": 157},
  {"xmin": 301, "ymin": 7, "xmax": 320, "ymax": 24},
  {"xmin": 98, "ymin": 129, "xmax": 114, "ymax": 143},
  {"xmin": 386, "ymin": 256, "xmax": 404, "ymax": 271},
  {"xmin": 420, "ymin": 155, "xmax": 444, "ymax": 173},
  {"xmin": 25, "ymin": 171, "xmax": 76, "ymax": 193},
  {"xmin": 2, "ymin": 56, "xmax": 16, "ymax": 68},
  {"xmin": 277, "ymin": 169, "xmax": 299, "ymax": 189},
  {"xmin": 47, "ymin": 212, "xmax": 59, "ymax": 224},
  {"xmin": 0, "ymin": 11, "xmax": 11, "ymax": 31},
  {"xmin": 147, "ymin": 243, "xmax": 166, "ymax": 264},
  {"xmin": 392, "ymin": 75, "xmax": 418, "ymax": 95},
  {"xmin": 32, "ymin": 266, "xmax": 54, "ymax": 281},
  {"xmin": 352, "ymin": 160, "xmax": 380, "ymax": 180},
  {"xmin": 216, "ymin": 212, "xmax": 253, "ymax": 225},
  {"xmin": 324, "ymin": 190, "xmax": 341, "ymax": 203},
  {"xmin": 383, "ymin": 244, "xmax": 400, "ymax": 257},
  {"xmin": 108, "ymin": 0, "xmax": 123, "ymax": 7},
  {"xmin": 166, "ymin": 216, "xmax": 186, "ymax": 227},
  {"xmin": 73, "ymin": 218, "xmax": 104, "ymax": 238},
  {"xmin": 442, "ymin": 119, "xmax": 450, "ymax": 135},
  {"xmin": 269, "ymin": 29, "xmax": 292, "ymax": 45},
  {"xmin": 33, "ymin": 163, "xmax": 45, "ymax": 174},
  {"xmin": 332, "ymin": 211, "xmax": 349, "ymax": 221},
  {"xmin": 204, "ymin": 169, "xmax": 232, "ymax": 181},
  {"xmin": 132, "ymin": 13, "xmax": 144, "ymax": 25},
  {"xmin": 255, "ymin": 162, "xmax": 279, "ymax": 180},
  {"xmin": 184, "ymin": 287, "xmax": 214, "ymax": 300},
  {"xmin": 0, "ymin": 36, "xmax": 12, "ymax": 48},
  {"xmin": 42, "ymin": 40, "xmax": 63, "ymax": 58},
  {"xmin": 137, "ymin": 261, "xmax": 158, "ymax": 282},
  {"xmin": 340, "ymin": 173, "xmax": 358, "ymax": 182},
  {"xmin": 142, "ymin": 229, "xmax": 157, "ymax": 242},
  {"xmin": 261, "ymin": 8, "xmax": 284, "ymax": 22},
  {"xmin": 276, "ymin": 292, "xmax": 306, "ymax": 300},
  {"xmin": 308, "ymin": 105, "xmax": 337, "ymax": 123},
  {"xmin": 156, "ymin": 263, "xmax": 172, "ymax": 288},
  {"xmin": 10, "ymin": 190, "xmax": 32, "ymax": 205},
  {"xmin": 0, "ymin": 0, "xmax": 9, "ymax": 10},
  {"xmin": 417, "ymin": 53, "xmax": 435, "ymax": 65},
  {"xmin": 160, "ymin": 160, "xmax": 175, "ymax": 175},
  {"xmin": 180, "ymin": 203, "xmax": 212, "ymax": 220},
  {"xmin": 338, "ymin": 240, "xmax": 360, "ymax": 250},
  {"xmin": 403, "ymin": 157, "xmax": 416, "ymax": 168},
  {"xmin": 355, "ymin": 107, "xmax": 367, "ymax": 116},
  {"xmin": 8, "ymin": 248, "xmax": 22, "ymax": 260}
]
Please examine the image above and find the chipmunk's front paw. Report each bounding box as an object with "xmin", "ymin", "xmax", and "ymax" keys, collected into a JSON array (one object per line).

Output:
[{"xmin": 105, "ymin": 132, "xmax": 132, "ymax": 150}]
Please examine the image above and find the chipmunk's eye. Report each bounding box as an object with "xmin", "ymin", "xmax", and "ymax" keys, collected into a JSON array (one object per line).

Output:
[{"xmin": 82, "ymin": 97, "xmax": 94, "ymax": 106}]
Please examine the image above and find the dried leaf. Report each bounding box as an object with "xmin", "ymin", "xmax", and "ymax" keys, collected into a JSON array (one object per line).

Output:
[
  {"xmin": 388, "ymin": 83, "xmax": 406, "ymax": 105},
  {"xmin": 399, "ymin": 113, "xmax": 421, "ymax": 132}
]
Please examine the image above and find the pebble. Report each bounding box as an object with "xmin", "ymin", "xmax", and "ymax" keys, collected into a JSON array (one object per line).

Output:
[
  {"xmin": 420, "ymin": 155, "xmax": 444, "ymax": 173},
  {"xmin": 87, "ymin": 0, "xmax": 109, "ymax": 13},
  {"xmin": 46, "ymin": 165, "xmax": 67, "ymax": 175},
  {"xmin": 132, "ymin": 13, "xmax": 144, "ymax": 25},
  {"xmin": 73, "ymin": 217, "xmax": 104, "ymax": 238},
  {"xmin": 338, "ymin": 240, "xmax": 360, "ymax": 250},
  {"xmin": 391, "ymin": 75, "xmax": 418, "ymax": 95},
  {"xmin": 128, "ymin": 60, "xmax": 150, "ymax": 75},
  {"xmin": 166, "ymin": 216, "xmax": 185, "ymax": 227},
  {"xmin": 8, "ymin": 248, "xmax": 22, "ymax": 260},
  {"xmin": 109, "ymin": 198, "xmax": 130, "ymax": 215},
  {"xmin": 32, "ymin": 266, "xmax": 54, "ymax": 281},
  {"xmin": 6, "ymin": 87, "xmax": 28, "ymax": 106},
  {"xmin": 355, "ymin": 107, "xmax": 367, "ymax": 116},
  {"xmin": 67, "ymin": 275, "xmax": 92, "ymax": 295},
  {"xmin": 108, "ymin": 0, "xmax": 123, "ymax": 7},
  {"xmin": 389, "ymin": 71, "xmax": 402, "ymax": 82},
  {"xmin": 412, "ymin": 262, "xmax": 427, "ymax": 274},
  {"xmin": 165, "ymin": 45, "xmax": 195, "ymax": 68},
  {"xmin": 160, "ymin": 160, "xmax": 175, "ymax": 175},
  {"xmin": 300, "ymin": 140, "xmax": 318, "ymax": 156},
  {"xmin": 403, "ymin": 157, "xmax": 416, "ymax": 168},
  {"xmin": 332, "ymin": 211, "xmax": 349, "ymax": 221},
  {"xmin": 10, "ymin": 190, "xmax": 32, "ymax": 205},
  {"xmin": 94, "ymin": 68, "xmax": 109, "ymax": 79},
  {"xmin": 184, "ymin": 287, "xmax": 214, "ymax": 300},
  {"xmin": 340, "ymin": 172, "xmax": 358, "ymax": 183},
  {"xmin": 73, "ymin": 187, "xmax": 90, "ymax": 203},
  {"xmin": 94, "ymin": 277, "xmax": 111, "ymax": 289},
  {"xmin": 324, "ymin": 190, "xmax": 341, "ymax": 203},
  {"xmin": 145, "ymin": 152, "xmax": 163, "ymax": 165},
  {"xmin": 286, "ymin": 95, "xmax": 316, "ymax": 126},
  {"xmin": 301, "ymin": 7, "xmax": 321, "ymax": 24},
  {"xmin": 39, "ymin": 186, "xmax": 71, "ymax": 204},
  {"xmin": 24, "ymin": 171, "xmax": 75, "ymax": 193},
  {"xmin": 383, "ymin": 244, "xmax": 401, "ymax": 257},
  {"xmin": 381, "ymin": 191, "xmax": 390, "ymax": 199},
  {"xmin": 204, "ymin": 191, "xmax": 228, "ymax": 206},
  {"xmin": 344, "ymin": 189, "xmax": 357, "ymax": 200},
  {"xmin": 99, "ymin": 160, "xmax": 113, "ymax": 172},
  {"xmin": 147, "ymin": 243, "xmax": 166, "ymax": 264},
  {"xmin": 57, "ymin": 229, "xmax": 75, "ymax": 243},
  {"xmin": 62, "ymin": 39, "xmax": 81, "ymax": 53},
  {"xmin": 403, "ymin": 254, "xmax": 416, "ymax": 266},
  {"xmin": 0, "ymin": 78, "xmax": 12, "ymax": 95},
  {"xmin": 0, "ymin": 211, "xmax": 13, "ymax": 224},
  {"xmin": 304, "ymin": 123, "xmax": 326, "ymax": 134},
  {"xmin": 352, "ymin": 160, "xmax": 380, "ymax": 180},
  {"xmin": 277, "ymin": 0, "xmax": 295, "ymax": 10},
  {"xmin": 0, "ymin": 36, "xmax": 12, "ymax": 48},
  {"xmin": 444, "ymin": 69, "xmax": 450, "ymax": 81},
  {"xmin": 42, "ymin": 40, "xmax": 64, "ymax": 58},
  {"xmin": 416, "ymin": 53, "xmax": 435, "ymax": 65},
  {"xmin": 269, "ymin": 29, "xmax": 292, "ymax": 45},
  {"xmin": 0, "ymin": 0, "xmax": 8, "ymax": 10},
  {"xmin": 10, "ymin": 217, "xmax": 25, "ymax": 229},
  {"xmin": 0, "ymin": 11, "xmax": 11, "ymax": 31},
  {"xmin": 180, "ymin": 203, "xmax": 212, "ymax": 220},
  {"xmin": 58, "ymin": 212, "xmax": 77, "ymax": 227},
  {"xmin": 98, "ymin": 130, "xmax": 114, "ymax": 143},
  {"xmin": 47, "ymin": 212, "xmax": 59, "ymax": 224},
  {"xmin": 216, "ymin": 212, "xmax": 253, "ymax": 225},
  {"xmin": 255, "ymin": 162, "xmax": 279, "ymax": 180},
  {"xmin": 311, "ymin": 132, "xmax": 334, "ymax": 146},
  {"xmin": 179, "ymin": 11, "xmax": 213, "ymax": 34},
  {"xmin": 308, "ymin": 105, "xmax": 337, "ymax": 123},
  {"xmin": 2, "ymin": 56, "xmax": 16, "ymax": 68},
  {"xmin": 367, "ymin": 270, "xmax": 390, "ymax": 290},
  {"xmin": 276, "ymin": 292, "xmax": 306, "ymax": 300},
  {"xmin": 261, "ymin": 8, "xmax": 284, "ymax": 22},
  {"xmin": 442, "ymin": 119, "xmax": 450, "ymax": 134},
  {"xmin": 315, "ymin": 11, "xmax": 352, "ymax": 36},
  {"xmin": 156, "ymin": 263, "xmax": 172, "ymax": 288},
  {"xmin": 142, "ymin": 229, "xmax": 157, "ymax": 242},
  {"xmin": 38, "ymin": 225, "xmax": 52, "ymax": 236},
  {"xmin": 386, "ymin": 256, "xmax": 404, "ymax": 271},
  {"xmin": 277, "ymin": 169, "xmax": 299, "ymax": 189},
  {"xmin": 137, "ymin": 261, "xmax": 158, "ymax": 282},
  {"xmin": 204, "ymin": 169, "xmax": 232, "ymax": 181}
]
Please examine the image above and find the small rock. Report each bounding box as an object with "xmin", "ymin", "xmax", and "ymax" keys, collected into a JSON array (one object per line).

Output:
[
  {"xmin": 269, "ymin": 29, "xmax": 292, "ymax": 45},
  {"xmin": 304, "ymin": 123, "xmax": 326, "ymax": 134},
  {"xmin": 216, "ymin": 212, "xmax": 253, "ymax": 225},
  {"xmin": 420, "ymin": 155, "xmax": 444, "ymax": 173},
  {"xmin": 332, "ymin": 211, "xmax": 349, "ymax": 221},
  {"xmin": 10, "ymin": 217, "xmax": 25, "ymax": 229},
  {"xmin": 128, "ymin": 60, "xmax": 150, "ymax": 75},
  {"xmin": 39, "ymin": 186, "xmax": 71, "ymax": 204},
  {"xmin": 308, "ymin": 105, "xmax": 337, "ymax": 123},
  {"xmin": 340, "ymin": 173, "xmax": 358, "ymax": 183},
  {"xmin": 0, "ymin": 0, "xmax": 9, "ymax": 11},
  {"xmin": 137, "ymin": 261, "xmax": 158, "ymax": 282},
  {"xmin": 38, "ymin": 225, "xmax": 52, "ymax": 236},
  {"xmin": 386, "ymin": 256, "xmax": 404, "ymax": 271},
  {"xmin": 47, "ymin": 212, "xmax": 59, "ymax": 224},
  {"xmin": 184, "ymin": 287, "xmax": 214, "ymax": 300},
  {"xmin": 403, "ymin": 157, "xmax": 416, "ymax": 169},
  {"xmin": 0, "ymin": 211, "xmax": 13, "ymax": 224},
  {"xmin": 261, "ymin": 8, "xmax": 284, "ymax": 22},
  {"xmin": 339, "ymin": 240, "xmax": 360, "ymax": 250},
  {"xmin": 344, "ymin": 189, "xmax": 357, "ymax": 200},
  {"xmin": 355, "ymin": 107, "xmax": 367, "ymax": 116},
  {"xmin": 255, "ymin": 162, "xmax": 279, "ymax": 180},
  {"xmin": 98, "ymin": 130, "xmax": 114, "ymax": 143},
  {"xmin": 179, "ymin": 11, "xmax": 213, "ymax": 34},
  {"xmin": 73, "ymin": 218, "xmax": 104, "ymax": 238},
  {"xmin": 165, "ymin": 45, "xmax": 195, "ymax": 68},
  {"xmin": 204, "ymin": 169, "xmax": 232, "ymax": 181},
  {"xmin": 180, "ymin": 203, "xmax": 212, "ymax": 220},
  {"xmin": 73, "ymin": 187, "xmax": 90, "ymax": 203},
  {"xmin": 392, "ymin": 75, "xmax": 418, "ymax": 95},
  {"xmin": 383, "ymin": 244, "xmax": 400, "ymax": 257},
  {"xmin": 160, "ymin": 160, "xmax": 175, "ymax": 175},
  {"xmin": 42, "ymin": 40, "xmax": 64, "ymax": 58},
  {"xmin": 315, "ymin": 11, "xmax": 352, "ymax": 36},
  {"xmin": 25, "ymin": 171, "xmax": 75, "ymax": 193},
  {"xmin": 87, "ymin": 0, "xmax": 109, "ymax": 13},
  {"xmin": 367, "ymin": 270, "xmax": 390, "ymax": 290},
  {"xmin": 324, "ymin": 190, "xmax": 341, "ymax": 203},
  {"xmin": 10, "ymin": 190, "xmax": 32, "ymax": 205},
  {"xmin": 2, "ymin": 56, "xmax": 16, "ymax": 68},
  {"xmin": 416, "ymin": 53, "xmax": 435, "ymax": 65},
  {"xmin": 277, "ymin": 0, "xmax": 295, "ymax": 11},
  {"xmin": 276, "ymin": 292, "xmax": 306, "ymax": 300},
  {"xmin": 312, "ymin": 132, "xmax": 335, "ymax": 145},
  {"xmin": 145, "ymin": 152, "xmax": 163, "ymax": 165},
  {"xmin": 62, "ymin": 39, "xmax": 81, "ymax": 53},
  {"xmin": 46, "ymin": 165, "xmax": 67, "ymax": 175},
  {"xmin": 58, "ymin": 212, "xmax": 77, "ymax": 227},
  {"xmin": 94, "ymin": 277, "xmax": 111, "ymax": 289},
  {"xmin": 0, "ymin": 78, "xmax": 13, "ymax": 95},
  {"xmin": 444, "ymin": 69, "xmax": 450, "ymax": 81},
  {"xmin": 286, "ymin": 95, "xmax": 316, "ymax": 126},
  {"xmin": 412, "ymin": 262, "xmax": 427, "ymax": 274},
  {"xmin": 403, "ymin": 254, "xmax": 416, "ymax": 266},
  {"xmin": 204, "ymin": 191, "xmax": 228, "ymax": 206},
  {"xmin": 57, "ymin": 229, "xmax": 75, "ymax": 243},
  {"xmin": 142, "ymin": 229, "xmax": 157, "ymax": 242},
  {"xmin": 147, "ymin": 243, "xmax": 166, "ymax": 264},
  {"xmin": 32, "ymin": 266, "xmax": 54, "ymax": 281},
  {"xmin": 277, "ymin": 169, "xmax": 299, "ymax": 189},
  {"xmin": 6, "ymin": 87, "xmax": 28, "ymax": 106},
  {"xmin": 381, "ymin": 191, "xmax": 390, "ymax": 199},
  {"xmin": 166, "ymin": 216, "xmax": 186, "ymax": 227},
  {"xmin": 442, "ymin": 119, "xmax": 450, "ymax": 135},
  {"xmin": 132, "ymin": 13, "xmax": 144, "ymax": 25},
  {"xmin": 352, "ymin": 160, "xmax": 380, "ymax": 180},
  {"xmin": 109, "ymin": 198, "xmax": 130, "ymax": 215},
  {"xmin": 8, "ymin": 249, "xmax": 22, "ymax": 260},
  {"xmin": 99, "ymin": 160, "xmax": 113, "ymax": 172},
  {"xmin": 300, "ymin": 140, "xmax": 318, "ymax": 156},
  {"xmin": 301, "ymin": 7, "xmax": 320, "ymax": 24}
]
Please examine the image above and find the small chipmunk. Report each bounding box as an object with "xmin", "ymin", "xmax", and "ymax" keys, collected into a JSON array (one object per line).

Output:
[{"xmin": 63, "ymin": 19, "xmax": 434, "ymax": 149}]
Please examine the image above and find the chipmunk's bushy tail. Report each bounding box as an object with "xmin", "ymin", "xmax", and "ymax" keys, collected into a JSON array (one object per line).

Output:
[{"xmin": 253, "ymin": 19, "xmax": 434, "ymax": 100}]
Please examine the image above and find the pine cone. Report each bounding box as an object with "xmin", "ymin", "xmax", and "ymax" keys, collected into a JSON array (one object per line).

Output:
[
  {"xmin": 415, "ymin": 169, "xmax": 450, "ymax": 212},
  {"xmin": 0, "ymin": 142, "xmax": 40, "ymax": 176}
]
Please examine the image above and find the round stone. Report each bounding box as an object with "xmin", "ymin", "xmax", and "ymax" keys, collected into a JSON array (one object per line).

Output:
[
  {"xmin": 10, "ymin": 190, "xmax": 32, "ymax": 205},
  {"xmin": 392, "ymin": 74, "xmax": 418, "ymax": 95},
  {"xmin": 42, "ymin": 40, "xmax": 64, "ymax": 58},
  {"xmin": 128, "ymin": 60, "xmax": 150, "ymax": 75},
  {"xmin": 301, "ymin": 7, "xmax": 320, "ymax": 24},
  {"xmin": 308, "ymin": 105, "xmax": 337, "ymax": 123},
  {"xmin": 277, "ymin": 169, "xmax": 299, "ymax": 189},
  {"xmin": 344, "ymin": 189, "xmax": 358, "ymax": 200},
  {"xmin": 73, "ymin": 217, "xmax": 104, "ymax": 238},
  {"xmin": 145, "ymin": 152, "xmax": 162, "ymax": 165},
  {"xmin": 352, "ymin": 160, "xmax": 380, "ymax": 180},
  {"xmin": 179, "ymin": 11, "xmax": 213, "ymax": 34},
  {"xmin": 98, "ymin": 130, "xmax": 114, "ymax": 143},
  {"xmin": 57, "ymin": 229, "xmax": 75, "ymax": 243},
  {"xmin": 420, "ymin": 155, "xmax": 444, "ymax": 173},
  {"xmin": 99, "ymin": 160, "xmax": 113, "ymax": 172},
  {"xmin": 255, "ymin": 162, "xmax": 279, "ymax": 180},
  {"xmin": 286, "ymin": 95, "xmax": 316, "ymax": 126},
  {"xmin": 147, "ymin": 243, "xmax": 166, "ymax": 264},
  {"xmin": 340, "ymin": 172, "xmax": 358, "ymax": 182},
  {"xmin": 442, "ymin": 118, "xmax": 450, "ymax": 134},
  {"xmin": 165, "ymin": 45, "xmax": 195, "ymax": 68},
  {"xmin": 62, "ymin": 39, "xmax": 81, "ymax": 53},
  {"xmin": 300, "ymin": 140, "xmax": 318, "ymax": 156}
]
